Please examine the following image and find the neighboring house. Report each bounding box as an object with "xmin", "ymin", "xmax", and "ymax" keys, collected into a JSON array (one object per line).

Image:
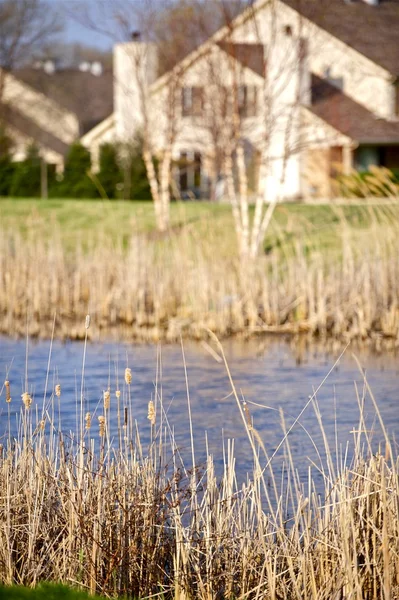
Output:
[
  {"xmin": 1, "ymin": 63, "xmax": 113, "ymax": 169},
  {"xmin": 86, "ymin": 0, "xmax": 399, "ymax": 201}
]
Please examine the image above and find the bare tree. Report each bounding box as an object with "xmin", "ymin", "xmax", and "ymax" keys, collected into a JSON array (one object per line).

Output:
[
  {"xmin": 0, "ymin": 0, "xmax": 62, "ymax": 107},
  {"xmin": 181, "ymin": 0, "xmax": 346, "ymax": 258},
  {"xmin": 191, "ymin": 0, "xmax": 304, "ymax": 258}
]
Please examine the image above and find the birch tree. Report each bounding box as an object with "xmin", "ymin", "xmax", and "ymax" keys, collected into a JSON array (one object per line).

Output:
[
  {"xmin": 0, "ymin": 0, "xmax": 62, "ymax": 108},
  {"xmin": 196, "ymin": 0, "xmax": 307, "ymax": 258}
]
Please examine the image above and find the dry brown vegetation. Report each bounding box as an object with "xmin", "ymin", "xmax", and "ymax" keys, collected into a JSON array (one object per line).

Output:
[
  {"xmin": 1, "ymin": 205, "xmax": 399, "ymax": 346},
  {"xmin": 0, "ymin": 341, "xmax": 398, "ymax": 599}
]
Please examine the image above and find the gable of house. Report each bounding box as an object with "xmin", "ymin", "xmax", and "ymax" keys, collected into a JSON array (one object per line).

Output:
[
  {"xmin": 282, "ymin": 0, "xmax": 399, "ymax": 77},
  {"xmin": 14, "ymin": 68, "xmax": 113, "ymax": 135}
]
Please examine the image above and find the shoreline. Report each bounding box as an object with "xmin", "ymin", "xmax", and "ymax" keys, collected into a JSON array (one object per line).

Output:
[{"xmin": 2, "ymin": 319, "xmax": 398, "ymax": 355}]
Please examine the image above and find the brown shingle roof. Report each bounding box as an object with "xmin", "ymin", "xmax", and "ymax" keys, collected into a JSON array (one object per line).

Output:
[
  {"xmin": 309, "ymin": 74, "xmax": 399, "ymax": 143},
  {"xmin": 217, "ymin": 42, "xmax": 265, "ymax": 77},
  {"xmin": 14, "ymin": 68, "xmax": 113, "ymax": 135},
  {"xmin": 282, "ymin": 0, "xmax": 399, "ymax": 76}
]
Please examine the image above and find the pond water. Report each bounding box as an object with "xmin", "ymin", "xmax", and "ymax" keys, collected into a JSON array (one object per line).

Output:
[{"xmin": 0, "ymin": 335, "xmax": 398, "ymax": 488}]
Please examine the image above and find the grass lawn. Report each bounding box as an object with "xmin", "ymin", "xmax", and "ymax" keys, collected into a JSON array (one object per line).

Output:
[
  {"xmin": 0, "ymin": 583, "xmax": 113, "ymax": 600},
  {"xmin": 1, "ymin": 197, "xmax": 398, "ymax": 258}
]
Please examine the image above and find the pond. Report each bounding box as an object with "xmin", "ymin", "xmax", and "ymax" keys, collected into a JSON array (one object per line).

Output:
[{"xmin": 0, "ymin": 335, "xmax": 398, "ymax": 488}]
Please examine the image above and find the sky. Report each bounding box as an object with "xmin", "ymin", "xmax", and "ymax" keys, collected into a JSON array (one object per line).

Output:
[{"xmin": 48, "ymin": 0, "xmax": 129, "ymax": 50}]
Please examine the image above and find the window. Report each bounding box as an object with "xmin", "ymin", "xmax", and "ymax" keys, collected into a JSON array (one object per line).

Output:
[
  {"xmin": 179, "ymin": 152, "xmax": 188, "ymax": 191},
  {"xmin": 238, "ymin": 85, "xmax": 258, "ymax": 118},
  {"xmin": 182, "ymin": 87, "xmax": 203, "ymax": 117},
  {"xmin": 284, "ymin": 24, "xmax": 293, "ymax": 36},
  {"xmin": 178, "ymin": 151, "xmax": 202, "ymax": 195},
  {"xmin": 354, "ymin": 146, "xmax": 381, "ymax": 172}
]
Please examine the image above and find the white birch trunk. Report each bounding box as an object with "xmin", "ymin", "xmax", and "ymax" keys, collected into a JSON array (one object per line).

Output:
[
  {"xmin": 224, "ymin": 152, "xmax": 246, "ymax": 257},
  {"xmin": 235, "ymin": 143, "xmax": 250, "ymax": 258},
  {"xmin": 159, "ymin": 149, "xmax": 172, "ymax": 232},
  {"xmin": 143, "ymin": 148, "xmax": 164, "ymax": 231}
]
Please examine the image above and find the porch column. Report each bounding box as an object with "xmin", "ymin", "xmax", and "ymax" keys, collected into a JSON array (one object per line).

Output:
[{"xmin": 343, "ymin": 145, "xmax": 354, "ymax": 175}]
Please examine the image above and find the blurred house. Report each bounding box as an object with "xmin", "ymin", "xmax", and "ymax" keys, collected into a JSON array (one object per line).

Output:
[
  {"xmin": 86, "ymin": 0, "xmax": 399, "ymax": 201},
  {"xmin": 1, "ymin": 58, "xmax": 113, "ymax": 169}
]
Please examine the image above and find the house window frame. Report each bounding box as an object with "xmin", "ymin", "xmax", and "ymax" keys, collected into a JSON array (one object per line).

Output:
[
  {"xmin": 182, "ymin": 86, "xmax": 203, "ymax": 117},
  {"xmin": 237, "ymin": 85, "xmax": 258, "ymax": 118}
]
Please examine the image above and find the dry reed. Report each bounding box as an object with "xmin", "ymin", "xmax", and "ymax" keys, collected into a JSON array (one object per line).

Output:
[
  {"xmin": 1, "ymin": 206, "xmax": 399, "ymax": 347},
  {"xmin": 0, "ymin": 340, "xmax": 397, "ymax": 600}
]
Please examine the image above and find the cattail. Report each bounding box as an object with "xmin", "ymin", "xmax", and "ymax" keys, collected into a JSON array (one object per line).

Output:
[
  {"xmin": 124, "ymin": 407, "xmax": 128, "ymax": 428},
  {"xmin": 125, "ymin": 368, "xmax": 132, "ymax": 385},
  {"xmin": 85, "ymin": 412, "xmax": 91, "ymax": 429},
  {"xmin": 243, "ymin": 401, "xmax": 252, "ymax": 431},
  {"xmin": 103, "ymin": 389, "xmax": 110, "ymax": 410},
  {"xmin": 5, "ymin": 380, "xmax": 11, "ymax": 403},
  {"xmin": 22, "ymin": 392, "xmax": 32, "ymax": 410},
  {"xmin": 85, "ymin": 314, "xmax": 91, "ymax": 329},
  {"xmin": 39, "ymin": 419, "xmax": 46, "ymax": 431},
  {"xmin": 55, "ymin": 384, "xmax": 61, "ymax": 397},
  {"xmin": 115, "ymin": 390, "xmax": 121, "ymax": 399},
  {"xmin": 98, "ymin": 415, "xmax": 106, "ymax": 437},
  {"xmin": 147, "ymin": 400, "xmax": 156, "ymax": 426}
]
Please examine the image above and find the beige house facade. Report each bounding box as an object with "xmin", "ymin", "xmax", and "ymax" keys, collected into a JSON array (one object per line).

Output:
[
  {"xmin": 88, "ymin": 0, "xmax": 399, "ymax": 201},
  {"xmin": 1, "ymin": 65, "xmax": 113, "ymax": 170}
]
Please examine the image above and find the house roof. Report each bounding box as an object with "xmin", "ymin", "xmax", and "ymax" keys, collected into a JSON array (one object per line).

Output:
[
  {"xmin": 217, "ymin": 43, "xmax": 265, "ymax": 77},
  {"xmin": 4, "ymin": 104, "xmax": 69, "ymax": 157},
  {"xmin": 14, "ymin": 68, "xmax": 114, "ymax": 135},
  {"xmin": 282, "ymin": 0, "xmax": 399, "ymax": 77},
  {"xmin": 309, "ymin": 74, "xmax": 399, "ymax": 144}
]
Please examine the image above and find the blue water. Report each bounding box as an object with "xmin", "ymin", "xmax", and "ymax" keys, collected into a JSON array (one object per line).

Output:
[{"xmin": 0, "ymin": 336, "xmax": 398, "ymax": 488}]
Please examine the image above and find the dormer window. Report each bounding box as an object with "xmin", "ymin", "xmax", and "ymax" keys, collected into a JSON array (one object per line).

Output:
[{"xmin": 182, "ymin": 87, "xmax": 203, "ymax": 117}]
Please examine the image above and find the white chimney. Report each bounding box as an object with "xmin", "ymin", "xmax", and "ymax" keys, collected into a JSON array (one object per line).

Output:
[
  {"xmin": 362, "ymin": 0, "xmax": 379, "ymax": 5},
  {"xmin": 114, "ymin": 41, "xmax": 158, "ymax": 141}
]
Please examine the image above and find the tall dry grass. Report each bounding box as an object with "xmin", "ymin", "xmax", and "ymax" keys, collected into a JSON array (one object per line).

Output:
[
  {"xmin": 1, "ymin": 206, "xmax": 399, "ymax": 345},
  {"xmin": 0, "ymin": 338, "xmax": 398, "ymax": 599}
]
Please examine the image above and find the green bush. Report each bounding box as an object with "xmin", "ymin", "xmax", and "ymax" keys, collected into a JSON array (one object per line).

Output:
[
  {"xmin": 129, "ymin": 150, "xmax": 152, "ymax": 200},
  {"xmin": 0, "ymin": 127, "xmax": 15, "ymax": 196},
  {"xmin": 51, "ymin": 143, "xmax": 98, "ymax": 199},
  {"xmin": 337, "ymin": 166, "xmax": 399, "ymax": 198},
  {"xmin": 97, "ymin": 142, "xmax": 123, "ymax": 199},
  {"xmin": 119, "ymin": 138, "xmax": 153, "ymax": 201},
  {"xmin": 0, "ymin": 583, "xmax": 104, "ymax": 600},
  {"xmin": 10, "ymin": 144, "xmax": 41, "ymax": 197}
]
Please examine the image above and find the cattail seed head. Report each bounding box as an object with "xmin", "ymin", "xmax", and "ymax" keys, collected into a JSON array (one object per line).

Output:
[
  {"xmin": 103, "ymin": 389, "xmax": 110, "ymax": 410},
  {"xmin": 98, "ymin": 415, "xmax": 106, "ymax": 437},
  {"xmin": 125, "ymin": 368, "xmax": 132, "ymax": 385},
  {"xmin": 55, "ymin": 384, "xmax": 61, "ymax": 397},
  {"xmin": 22, "ymin": 392, "xmax": 32, "ymax": 410},
  {"xmin": 85, "ymin": 412, "xmax": 91, "ymax": 429},
  {"xmin": 39, "ymin": 419, "xmax": 46, "ymax": 431},
  {"xmin": 243, "ymin": 401, "xmax": 252, "ymax": 431},
  {"xmin": 5, "ymin": 380, "xmax": 11, "ymax": 403},
  {"xmin": 115, "ymin": 390, "xmax": 121, "ymax": 399},
  {"xmin": 147, "ymin": 400, "xmax": 156, "ymax": 426},
  {"xmin": 85, "ymin": 314, "xmax": 91, "ymax": 330}
]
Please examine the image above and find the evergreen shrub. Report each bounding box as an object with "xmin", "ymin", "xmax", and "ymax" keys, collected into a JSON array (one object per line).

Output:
[
  {"xmin": 0, "ymin": 127, "xmax": 15, "ymax": 196},
  {"xmin": 51, "ymin": 142, "xmax": 98, "ymax": 199}
]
